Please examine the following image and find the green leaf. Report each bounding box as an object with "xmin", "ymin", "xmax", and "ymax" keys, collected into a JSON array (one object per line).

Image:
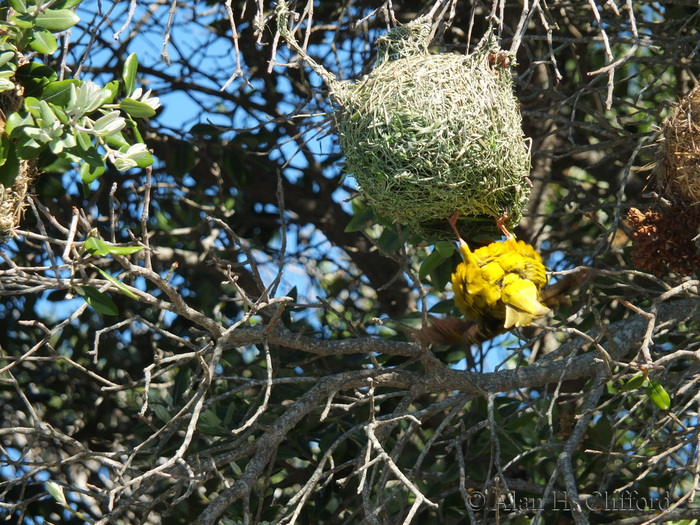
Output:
[
  {"xmin": 50, "ymin": 103, "xmax": 67, "ymax": 123},
  {"xmin": 0, "ymin": 133, "xmax": 10, "ymax": 167},
  {"xmin": 104, "ymin": 131, "xmax": 129, "ymax": 149},
  {"xmin": 14, "ymin": 62, "xmax": 56, "ymax": 96},
  {"xmin": 8, "ymin": 0, "xmax": 28, "ymax": 13},
  {"xmin": 106, "ymin": 244, "xmax": 144, "ymax": 256},
  {"xmin": 377, "ymin": 228, "xmax": 401, "ymax": 254},
  {"xmin": 189, "ymin": 123, "xmax": 223, "ymax": 139},
  {"xmin": 172, "ymin": 366, "xmax": 191, "ymax": 404},
  {"xmin": 0, "ymin": 143, "xmax": 19, "ymax": 186},
  {"xmin": 24, "ymin": 96, "xmax": 41, "ymax": 119},
  {"xmin": 344, "ymin": 205, "xmax": 374, "ymax": 232},
  {"xmin": 133, "ymin": 150, "xmax": 153, "ymax": 168},
  {"xmin": 152, "ymin": 404, "xmax": 170, "ymax": 423},
  {"xmin": 93, "ymin": 267, "xmax": 139, "ymax": 300},
  {"xmin": 84, "ymin": 236, "xmax": 110, "ymax": 256},
  {"xmin": 28, "ymin": 28, "xmax": 58, "ymax": 54},
  {"xmin": 42, "ymin": 79, "xmax": 81, "ymax": 106},
  {"xmin": 434, "ymin": 240, "xmax": 455, "ymax": 257},
  {"xmin": 104, "ymin": 80, "xmax": 120, "ymax": 103},
  {"xmin": 14, "ymin": 133, "xmax": 44, "ymax": 158},
  {"xmin": 80, "ymin": 161, "xmax": 104, "ymax": 184},
  {"xmin": 197, "ymin": 409, "xmax": 224, "ymax": 435},
  {"xmin": 647, "ymin": 381, "xmax": 671, "ymax": 411},
  {"xmin": 10, "ymin": 13, "xmax": 35, "ymax": 29},
  {"xmin": 428, "ymin": 298, "xmax": 456, "ymax": 314},
  {"xmin": 84, "ymin": 236, "xmax": 144, "ymax": 258},
  {"xmin": 119, "ymin": 97, "xmax": 155, "ymax": 118},
  {"xmin": 620, "ymin": 373, "xmax": 646, "ymax": 392},
  {"xmin": 433, "ymin": 251, "xmax": 455, "ymax": 292},
  {"xmin": 75, "ymin": 129, "xmax": 92, "ymax": 151},
  {"xmin": 74, "ymin": 285, "xmax": 119, "ymax": 316},
  {"xmin": 0, "ymin": 51, "xmax": 16, "ymax": 67},
  {"xmin": 80, "ymin": 146, "xmax": 104, "ymax": 169},
  {"xmin": 419, "ymin": 247, "xmax": 450, "ymax": 280},
  {"xmin": 5, "ymin": 111, "xmax": 33, "ymax": 137},
  {"xmin": 38, "ymin": 99, "xmax": 57, "ymax": 126},
  {"xmin": 35, "ymin": 9, "xmax": 80, "ymax": 32},
  {"xmin": 50, "ymin": 0, "xmax": 83, "ymax": 8},
  {"xmin": 122, "ymin": 53, "xmax": 138, "ymax": 97}
]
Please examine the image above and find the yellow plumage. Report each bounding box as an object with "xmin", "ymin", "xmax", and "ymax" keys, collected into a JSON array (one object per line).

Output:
[
  {"xmin": 451, "ymin": 237, "xmax": 550, "ymax": 329},
  {"xmin": 412, "ymin": 215, "xmax": 587, "ymax": 347}
]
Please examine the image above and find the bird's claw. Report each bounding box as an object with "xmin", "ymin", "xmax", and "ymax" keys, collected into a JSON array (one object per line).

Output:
[
  {"xmin": 497, "ymin": 210, "xmax": 514, "ymax": 241},
  {"xmin": 448, "ymin": 212, "xmax": 462, "ymax": 240}
]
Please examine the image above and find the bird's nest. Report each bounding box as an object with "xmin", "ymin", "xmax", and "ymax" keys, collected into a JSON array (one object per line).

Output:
[
  {"xmin": 276, "ymin": 3, "xmax": 531, "ymax": 241},
  {"xmin": 0, "ymin": 89, "xmax": 37, "ymax": 242},
  {"xmin": 656, "ymin": 84, "xmax": 700, "ymax": 204},
  {"xmin": 629, "ymin": 84, "xmax": 700, "ymax": 276},
  {"xmin": 337, "ymin": 26, "xmax": 530, "ymax": 240}
]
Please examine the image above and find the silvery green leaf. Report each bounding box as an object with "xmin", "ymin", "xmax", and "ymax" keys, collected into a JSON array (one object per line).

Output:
[
  {"xmin": 0, "ymin": 51, "xmax": 15, "ymax": 67},
  {"xmin": 122, "ymin": 142, "xmax": 150, "ymax": 161},
  {"xmin": 45, "ymin": 481, "xmax": 67, "ymax": 505},
  {"xmin": 24, "ymin": 126, "xmax": 53, "ymax": 143},
  {"xmin": 66, "ymin": 83, "xmax": 78, "ymax": 111},
  {"xmin": 112, "ymin": 157, "xmax": 137, "ymax": 171},
  {"xmin": 48, "ymin": 130, "xmax": 75, "ymax": 154},
  {"xmin": 6, "ymin": 112, "xmax": 33, "ymax": 137},
  {"xmin": 92, "ymin": 111, "xmax": 126, "ymax": 136},
  {"xmin": 0, "ymin": 78, "xmax": 14, "ymax": 92},
  {"xmin": 49, "ymin": 137, "xmax": 67, "ymax": 154},
  {"xmin": 38, "ymin": 99, "xmax": 57, "ymax": 126},
  {"xmin": 115, "ymin": 143, "xmax": 153, "ymax": 168},
  {"xmin": 75, "ymin": 81, "xmax": 110, "ymax": 116}
]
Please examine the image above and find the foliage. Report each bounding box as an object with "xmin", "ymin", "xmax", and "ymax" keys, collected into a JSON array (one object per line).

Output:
[
  {"xmin": 1, "ymin": 1, "xmax": 700, "ymax": 525},
  {"xmin": 0, "ymin": 0, "xmax": 155, "ymax": 241}
]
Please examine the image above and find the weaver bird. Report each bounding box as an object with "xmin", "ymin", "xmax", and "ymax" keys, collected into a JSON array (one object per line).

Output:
[
  {"xmin": 449, "ymin": 212, "xmax": 550, "ymax": 329},
  {"xmin": 413, "ymin": 214, "xmax": 589, "ymax": 348}
]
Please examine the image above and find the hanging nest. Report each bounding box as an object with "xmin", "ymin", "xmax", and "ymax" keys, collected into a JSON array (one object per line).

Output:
[
  {"xmin": 0, "ymin": 88, "xmax": 38, "ymax": 243},
  {"xmin": 628, "ymin": 85, "xmax": 700, "ymax": 276},
  {"xmin": 628, "ymin": 205, "xmax": 700, "ymax": 276},
  {"xmin": 655, "ymin": 84, "xmax": 700, "ymax": 204},
  {"xmin": 276, "ymin": 3, "xmax": 531, "ymax": 240}
]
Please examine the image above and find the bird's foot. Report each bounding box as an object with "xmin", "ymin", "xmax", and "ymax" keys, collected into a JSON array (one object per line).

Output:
[
  {"xmin": 447, "ymin": 212, "xmax": 462, "ymax": 240},
  {"xmin": 497, "ymin": 210, "xmax": 514, "ymax": 241}
]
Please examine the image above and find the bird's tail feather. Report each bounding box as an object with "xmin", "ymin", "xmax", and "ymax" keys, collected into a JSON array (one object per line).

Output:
[{"xmin": 410, "ymin": 316, "xmax": 503, "ymax": 346}]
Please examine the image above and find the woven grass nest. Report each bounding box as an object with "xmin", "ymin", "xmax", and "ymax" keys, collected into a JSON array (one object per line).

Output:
[
  {"xmin": 338, "ymin": 23, "xmax": 531, "ymax": 240},
  {"xmin": 628, "ymin": 84, "xmax": 700, "ymax": 277},
  {"xmin": 656, "ymin": 84, "xmax": 700, "ymax": 204},
  {"xmin": 277, "ymin": 3, "xmax": 531, "ymax": 240},
  {"xmin": 0, "ymin": 89, "xmax": 38, "ymax": 243}
]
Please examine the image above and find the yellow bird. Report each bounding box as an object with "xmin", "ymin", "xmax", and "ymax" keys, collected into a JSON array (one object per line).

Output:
[
  {"xmin": 413, "ymin": 216, "xmax": 589, "ymax": 347},
  {"xmin": 448, "ymin": 213, "xmax": 550, "ymax": 330}
]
